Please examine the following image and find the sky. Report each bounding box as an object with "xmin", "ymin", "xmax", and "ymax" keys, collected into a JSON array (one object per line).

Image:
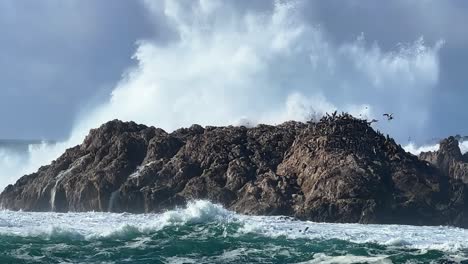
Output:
[{"xmin": 1, "ymin": 0, "xmax": 468, "ymax": 144}]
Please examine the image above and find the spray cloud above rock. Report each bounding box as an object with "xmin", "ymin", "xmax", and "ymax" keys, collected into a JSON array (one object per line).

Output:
[{"xmin": 0, "ymin": 0, "xmax": 449, "ymax": 188}]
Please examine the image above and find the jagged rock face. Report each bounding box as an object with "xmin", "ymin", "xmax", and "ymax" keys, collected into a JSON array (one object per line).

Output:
[
  {"xmin": 1, "ymin": 115, "xmax": 468, "ymax": 227},
  {"xmin": 278, "ymin": 117, "xmax": 444, "ymax": 225},
  {"xmin": 420, "ymin": 137, "xmax": 468, "ymax": 184}
]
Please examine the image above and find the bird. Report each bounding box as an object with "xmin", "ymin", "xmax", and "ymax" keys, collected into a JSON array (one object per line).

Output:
[
  {"xmin": 383, "ymin": 113, "xmax": 394, "ymax": 121},
  {"xmin": 367, "ymin": 119, "xmax": 378, "ymax": 125}
]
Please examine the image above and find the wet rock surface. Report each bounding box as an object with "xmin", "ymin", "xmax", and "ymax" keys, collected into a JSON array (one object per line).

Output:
[{"xmin": 1, "ymin": 114, "xmax": 468, "ymax": 227}]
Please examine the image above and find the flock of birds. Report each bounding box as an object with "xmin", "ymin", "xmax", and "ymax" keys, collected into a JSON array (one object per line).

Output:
[
  {"xmin": 367, "ymin": 113, "xmax": 394, "ymax": 125},
  {"xmin": 358, "ymin": 111, "xmax": 394, "ymax": 125},
  {"xmin": 356, "ymin": 106, "xmax": 395, "ymax": 125}
]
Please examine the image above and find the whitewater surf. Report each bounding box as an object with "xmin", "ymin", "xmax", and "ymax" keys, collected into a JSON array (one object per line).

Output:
[{"xmin": 0, "ymin": 200, "xmax": 467, "ymax": 263}]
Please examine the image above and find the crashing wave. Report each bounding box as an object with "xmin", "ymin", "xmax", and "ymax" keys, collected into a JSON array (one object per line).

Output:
[
  {"xmin": 404, "ymin": 140, "xmax": 468, "ymax": 155},
  {"xmin": 0, "ymin": 200, "xmax": 467, "ymax": 254}
]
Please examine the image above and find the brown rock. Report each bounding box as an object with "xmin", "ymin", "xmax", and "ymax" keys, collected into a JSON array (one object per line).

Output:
[
  {"xmin": 420, "ymin": 136, "xmax": 468, "ymax": 184},
  {"xmin": 1, "ymin": 114, "xmax": 468, "ymax": 228}
]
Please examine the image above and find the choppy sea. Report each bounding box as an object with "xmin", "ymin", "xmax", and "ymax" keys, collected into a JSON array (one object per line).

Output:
[{"xmin": 0, "ymin": 200, "xmax": 467, "ymax": 263}]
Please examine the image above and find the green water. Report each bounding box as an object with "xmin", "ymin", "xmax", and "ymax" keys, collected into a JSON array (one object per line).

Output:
[{"xmin": 0, "ymin": 222, "xmax": 465, "ymax": 264}]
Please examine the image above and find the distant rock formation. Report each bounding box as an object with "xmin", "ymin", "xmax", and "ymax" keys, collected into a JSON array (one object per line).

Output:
[
  {"xmin": 1, "ymin": 114, "xmax": 468, "ymax": 227},
  {"xmin": 420, "ymin": 136, "xmax": 468, "ymax": 184}
]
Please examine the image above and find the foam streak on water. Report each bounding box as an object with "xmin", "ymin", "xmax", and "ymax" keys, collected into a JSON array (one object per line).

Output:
[{"xmin": 0, "ymin": 200, "xmax": 467, "ymax": 263}]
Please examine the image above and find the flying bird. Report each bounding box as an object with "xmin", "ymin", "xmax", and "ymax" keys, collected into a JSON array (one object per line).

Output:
[
  {"xmin": 367, "ymin": 119, "xmax": 378, "ymax": 125},
  {"xmin": 383, "ymin": 113, "xmax": 394, "ymax": 121}
]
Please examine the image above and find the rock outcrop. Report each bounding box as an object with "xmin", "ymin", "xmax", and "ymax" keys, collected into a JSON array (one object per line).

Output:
[
  {"xmin": 1, "ymin": 114, "xmax": 468, "ymax": 227},
  {"xmin": 420, "ymin": 136, "xmax": 468, "ymax": 184}
]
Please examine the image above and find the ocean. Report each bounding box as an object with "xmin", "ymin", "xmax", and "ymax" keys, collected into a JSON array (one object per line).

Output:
[{"xmin": 0, "ymin": 200, "xmax": 467, "ymax": 263}]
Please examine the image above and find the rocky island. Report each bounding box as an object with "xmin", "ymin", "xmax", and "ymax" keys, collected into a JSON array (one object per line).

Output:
[{"xmin": 1, "ymin": 113, "xmax": 467, "ymax": 227}]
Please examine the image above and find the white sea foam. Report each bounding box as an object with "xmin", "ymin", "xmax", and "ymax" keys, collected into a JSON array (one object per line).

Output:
[
  {"xmin": 0, "ymin": 201, "xmax": 232, "ymax": 239},
  {"xmin": 299, "ymin": 253, "xmax": 393, "ymax": 264},
  {"xmin": 460, "ymin": 140, "xmax": 468, "ymax": 154},
  {"xmin": 0, "ymin": 200, "xmax": 467, "ymax": 254},
  {"xmin": 238, "ymin": 216, "xmax": 468, "ymax": 252},
  {"xmin": 164, "ymin": 257, "xmax": 197, "ymax": 264}
]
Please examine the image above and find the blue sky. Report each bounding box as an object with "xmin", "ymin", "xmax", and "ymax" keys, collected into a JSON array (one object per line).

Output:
[{"xmin": 1, "ymin": 0, "xmax": 468, "ymax": 143}]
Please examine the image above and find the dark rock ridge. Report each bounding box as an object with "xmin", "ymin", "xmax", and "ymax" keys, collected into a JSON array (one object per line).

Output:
[
  {"xmin": 420, "ymin": 137, "xmax": 468, "ymax": 184},
  {"xmin": 1, "ymin": 114, "xmax": 468, "ymax": 227}
]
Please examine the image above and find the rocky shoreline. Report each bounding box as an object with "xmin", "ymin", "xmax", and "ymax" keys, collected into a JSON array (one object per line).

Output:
[{"xmin": 1, "ymin": 113, "xmax": 467, "ymax": 227}]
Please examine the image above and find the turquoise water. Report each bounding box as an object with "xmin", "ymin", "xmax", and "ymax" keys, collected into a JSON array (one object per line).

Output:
[{"xmin": 1, "ymin": 201, "xmax": 467, "ymax": 263}]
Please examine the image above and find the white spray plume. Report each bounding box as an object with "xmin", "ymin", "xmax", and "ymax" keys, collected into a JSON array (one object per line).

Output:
[
  {"xmin": 459, "ymin": 141, "xmax": 468, "ymax": 154},
  {"xmin": 0, "ymin": 0, "xmax": 444, "ymax": 189},
  {"xmin": 404, "ymin": 143, "xmax": 440, "ymax": 155},
  {"xmin": 404, "ymin": 140, "xmax": 468, "ymax": 155}
]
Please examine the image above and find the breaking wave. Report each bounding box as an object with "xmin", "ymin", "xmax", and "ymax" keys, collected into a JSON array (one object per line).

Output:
[
  {"xmin": 0, "ymin": 141, "xmax": 67, "ymax": 190},
  {"xmin": 0, "ymin": 200, "xmax": 467, "ymax": 263},
  {"xmin": 404, "ymin": 140, "xmax": 468, "ymax": 155},
  {"xmin": 0, "ymin": 200, "xmax": 467, "ymax": 251}
]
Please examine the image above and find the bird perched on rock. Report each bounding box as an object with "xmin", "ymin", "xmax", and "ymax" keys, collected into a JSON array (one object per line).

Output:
[{"xmin": 383, "ymin": 113, "xmax": 394, "ymax": 121}]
